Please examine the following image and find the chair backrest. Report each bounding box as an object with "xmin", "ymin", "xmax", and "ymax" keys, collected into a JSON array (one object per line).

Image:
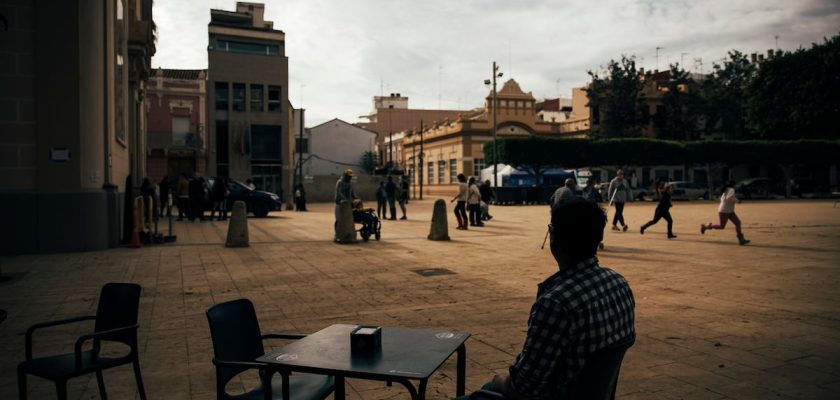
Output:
[
  {"xmin": 94, "ymin": 282, "xmax": 142, "ymax": 345},
  {"xmin": 206, "ymin": 299, "xmax": 266, "ymax": 386},
  {"xmin": 567, "ymin": 335, "xmax": 635, "ymax": 400}
]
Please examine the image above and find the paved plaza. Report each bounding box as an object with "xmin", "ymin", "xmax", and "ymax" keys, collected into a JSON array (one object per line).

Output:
[{"xmin": 1, "ymin": 199, "xmax": 839, "ymax": 399}]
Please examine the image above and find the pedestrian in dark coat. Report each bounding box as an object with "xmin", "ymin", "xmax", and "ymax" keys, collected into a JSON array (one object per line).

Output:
[{"xmin": 640, "ymin": 183, "xmax": 676, "ymax": 238}]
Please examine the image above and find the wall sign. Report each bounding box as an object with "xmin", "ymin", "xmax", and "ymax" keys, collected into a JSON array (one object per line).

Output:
[{"xmin": 50, "ymin": 148, "xmax": 71, "ymax": 162}]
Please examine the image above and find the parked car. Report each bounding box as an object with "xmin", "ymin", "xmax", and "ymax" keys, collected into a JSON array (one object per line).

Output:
[
  {"xmin": 204, "ymin": 177, "xmax": 283, "ymax": 217},
  {"xmin": 790, "ymin": 177, "xmax": 830, "ymax": 198},
  {"xmin": 735, "ymin": 178, "xmax": 777, "ymax": 199},
  {"xmin": 669, "ymin": 181, "xmax": 710, "ymax": 200}
]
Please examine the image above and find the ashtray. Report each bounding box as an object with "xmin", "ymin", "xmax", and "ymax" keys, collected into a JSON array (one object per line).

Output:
[{"xmin": 350, "ymin": 325, "xmax": 382, "ymax": 354}]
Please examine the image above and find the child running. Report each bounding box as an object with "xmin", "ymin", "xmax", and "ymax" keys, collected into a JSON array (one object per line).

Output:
[
  {"xmin": 701, "ymin": 181, "xmax": 750, "ymax": 245},
  {"xmin": 640, "ymin": 183, "xmax": 676, "ymax": 239}
]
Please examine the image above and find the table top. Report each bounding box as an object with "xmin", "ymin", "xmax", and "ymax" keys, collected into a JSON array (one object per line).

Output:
[{"xmin": 257, "ymin": 324, "xmax": 470, "ymax": 379}]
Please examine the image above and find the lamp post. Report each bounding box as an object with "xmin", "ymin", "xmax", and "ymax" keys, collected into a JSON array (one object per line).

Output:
[
  {"xmin": 484, "ymin": 62, "xmax": 503, "ymax": 187},
  {"xmin": 411, "ymin": 130, "xmax": 416, "ymax": 199},
  {"xmin": 419, "ymin": 120, "xmax": 424, "ymax": 200}
]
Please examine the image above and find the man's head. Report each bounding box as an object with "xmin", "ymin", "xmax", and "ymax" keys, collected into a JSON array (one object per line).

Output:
[
  {"xmin": 468, "ymin": 177, "xmax": 476, "ymax": 185},
  {"xmin": 457, "ymin": 173, "xmax": 466, "ymax": 183},
  {"xmin": 484, "ymin": 180, "xmax": 491, "ymax": 186},
  {"xmin": 616, "ymin": 170, "xmax": 625, "ymax": 180},
  {"xmin": 387, "ymin": 176, "xmax": 393, "ymax": 182},
  {"xmin": 343, "ymin": 168, "xmax": 354, "ymax": 182},
  {"xmin": 549, "ymin": 197, "xmax": 606, "ymax": 264},
  {"xmin": 564, "ymin": 178, "xmax": 576, "ymax": 189}
]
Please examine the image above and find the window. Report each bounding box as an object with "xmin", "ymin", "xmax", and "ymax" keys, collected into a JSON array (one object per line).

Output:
[
  {"xmin": 216, "ymin": 120, "xmax": 229, "ymax": 165},
  {"xmin": 268, "ymin": 85, "xmax": 282, "ymax": 112},
  {"xmin": 215, "ymin": 82, "xmax": 228, "ymax": 111},
  {"xmin": 251, "ymin": 124, "xmax": 281, "ymax": 160},
  {"xmin": 172, "ymin": 116, "xmax": 190, "ymax": 145},
  {"xmin": 473, "ymin": 158, "xmax": 485, "ymax": 178},
  {"xmin": 250, "ymin": 84, "xmax": 264, "ymax": 112},
  {"xmin": 428, "ymin": 162, "xmax": 434, "ymax": 185},
  {"xmin": 217, "ymin": 40, "xmax": 280, "ymax": 56},
  {"xmin": 232, "ymin": 83, "xmax": 245, "ymax": 112},
  {"xmin": 295, "ymin": 137, "xmax": 309, "ymax": 153},
  {"xmin": 450, "ymin": 159, "xmax": 458, "ymax": 183},
  {"xmin": 438, "ymin": 161, "xmax": 446, "ymax": 184}
]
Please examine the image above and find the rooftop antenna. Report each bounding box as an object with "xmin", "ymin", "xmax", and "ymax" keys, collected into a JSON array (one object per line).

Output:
[
  {"xmin": 299, "ymin": 83, "xmax": 305, "ymax": 108},
  {"xmin": 680, "ymin": 52, "xmax": 688, "ymax": 67},
  {"xmin": 693, "ymin": 57, "xmax": 703, "ymax": 74},
  {"xmin": 438, "ymin": 65, "xmax": 442, "ymax": 109},
  {"xmin": 555, "ymin": 78, "xmax": 561, "ymax": 99},
  {"xmin": 655, "ymin": 46, "xmax": 664, "ymax": 70},
  {"xmin": 508, "ymin": 40, "xmax": 512, "ymax": 79},
  {"xmin": 774, "ymin": 35, "xmax": 779, "ymax": 49}
]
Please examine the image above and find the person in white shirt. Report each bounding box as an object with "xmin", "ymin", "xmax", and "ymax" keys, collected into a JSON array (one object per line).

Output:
[
  {"xmin": 607, "ymin": 170, "xmax": 633, "ymax": 232},
  {"xmin": 450, "ymin": 174, "xmax": 469, "ymax": 230},
  {"xmin": 701, "ymin": 181, "xmax": 750, "ymax": 245}
]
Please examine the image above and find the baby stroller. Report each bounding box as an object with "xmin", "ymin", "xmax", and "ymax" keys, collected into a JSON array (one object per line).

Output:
[{"xmin": 352, "ymin": 200, "xmax": 381, "ymax": 242}]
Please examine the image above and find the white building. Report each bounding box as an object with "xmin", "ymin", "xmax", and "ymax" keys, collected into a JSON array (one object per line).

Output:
[{"xmin": 303, "ymin": 118, "xmax": 377, "ymax": 176}]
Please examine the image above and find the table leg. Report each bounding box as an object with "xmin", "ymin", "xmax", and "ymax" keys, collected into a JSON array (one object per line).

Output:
[
  {"xmin": 334, "ymin": 375, "xmax": 345, "ymax": 400},
  {"xmin": 417, "ymin": 379, "xmax": 427, "ymax": 400},
  {"xmin": 457, "ymin": 343, "xmax": 466, "ymax": 396}
]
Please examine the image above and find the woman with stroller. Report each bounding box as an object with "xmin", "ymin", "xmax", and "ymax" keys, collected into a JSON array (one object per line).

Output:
[
  {"xmin": 450, "ymin": 174, "xmax": 469, "ymax": 230},
  {"xmin": 640, "ymin": 183, "xmax": 676, "ymax": 239},
  {"xmin": 467, "ymin": 177, "xmax": 484, "ymax": 227}
]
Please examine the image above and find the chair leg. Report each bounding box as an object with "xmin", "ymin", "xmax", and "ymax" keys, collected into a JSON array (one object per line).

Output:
[
  {"xmin": 55, "ymin": 380, "xmax": 68, "ymax": 400},
  {"xmin": 17, "ymin": 366, "xmax": 27, "ymax": 400},
  {"xmin": 96, "ymin": 370, "xmax": 108, "ymax": 399},
  {"xmin": 133, "ymin": 358, "xmax": 148, "ymax": 400}
]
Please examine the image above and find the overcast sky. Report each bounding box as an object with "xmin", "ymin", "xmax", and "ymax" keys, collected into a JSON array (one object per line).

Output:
[{"xmin": 152, "ymin": 0, "xmax": 840, "ymax": 126}]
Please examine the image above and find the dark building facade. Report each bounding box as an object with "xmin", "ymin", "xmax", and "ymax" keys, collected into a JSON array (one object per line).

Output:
[
  {"xmin": 0, "ymin": 0, "xmax": 155, "ymax": 255},
  {"xmin": 207, "ymin": 2, "xmax": 292, "ymax": 199}
]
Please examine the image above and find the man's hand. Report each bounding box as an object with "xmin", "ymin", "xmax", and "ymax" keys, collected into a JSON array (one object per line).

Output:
[{"xmin": 488, "ymin": 371, "xmax": 525, "ymax": 400}]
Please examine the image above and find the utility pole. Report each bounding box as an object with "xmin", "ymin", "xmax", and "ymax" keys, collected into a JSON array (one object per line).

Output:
[
  {"xmin": 491, "ymin": 62, "xmax": 501, "ymax": 188},
  {"xmin": 298, "ymin": 108, "xmax": 304, "ymax": 189},
  {"xmin": 419, "ymin": 120, "xmax": 424, "ymax": 200},
  {"xmin": 655, "ymin": 46, "xmax": 664, "ymax": 71},
  {"xmin": 680, "ymin": 52, "xmax": 688, "ymax": 67},
  {"xmin": 411, "ymin": 129, "xmax": 416, "ymax": 199}
]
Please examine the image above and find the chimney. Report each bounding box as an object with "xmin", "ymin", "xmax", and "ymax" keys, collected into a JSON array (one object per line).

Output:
[
  {"xmin": 775, "ymin": 49, "xmax": 783, "ymax": 58},
  {"xmin": 750, "ymin": 53, "xmax": 757, "ymax": 63},
  {"xmin": 758, "ymin": 54, "xmax": 765, "ymax": 61},
  {"xmin": 767, "ymin": 49, "xmax": 774, "ymax": 59}
]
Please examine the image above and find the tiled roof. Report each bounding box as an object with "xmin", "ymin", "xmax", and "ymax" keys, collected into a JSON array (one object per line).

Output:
[{"xmin": 157, "ymin": 69, "xmax": 206, "ymax": 81}]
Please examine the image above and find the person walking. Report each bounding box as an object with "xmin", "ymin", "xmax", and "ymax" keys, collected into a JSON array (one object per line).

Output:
[
  {"xmin": 398, "ymin": 176, "xmax": 409, "ymax": 219},
  {"xmin": 159, "ymin": 175, "xmax": 171, "ymax": 217},
  {"xmin": 479, "ymin": 179, "xmax": 495, "ymax": 221},
  {"xmin": 385, "ymin": 176, "xmax": 397, "ymax": 220},
  {"xmin": 375, "ymin": 181, "xmax": 387, "ymax": 219},
  {"xmin": 294, "ymin": 184, "xmax": 308, "ymax": 211},
  {"xmin": 188, "ymin": 174, "xmax": 207, "ymax": 222},
  {"xmin": 640, "ymin": 183, "xmax": 676, "ymax": 239},
  {"xmin": 176, "ymin": 173, "xmax": 190, "ymax": 221},
  {"xmin": 608, "ymin": 169, "xmax": 633, "ymax": 232},
  {"xmin": 450, "ymin": 173, "xmax": 469, "ymax": 230},
  {"xmin": 701, "ymin": 181, "xmax": 750, "ymax": 245},
  {"xmin": 467, "ymin": 177, "xmax": 484, "ymax": 227},
  {"xmin": 210, "ymin": 176, "xmax": 228, "ymax": 221}
]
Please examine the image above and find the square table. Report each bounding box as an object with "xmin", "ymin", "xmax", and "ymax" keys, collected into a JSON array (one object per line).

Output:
[{"xmin": 257, "ymin": 324, "xmax": 470, "ymax": 400}]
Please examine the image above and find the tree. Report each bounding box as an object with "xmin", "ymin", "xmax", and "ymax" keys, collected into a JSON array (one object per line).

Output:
[
  {"xmin": 746, "ymin": 35, "xmax": 840, "ymax": 140},
  {"xmin": 586, "ymin": 56, "xmax": 650, "ymax": 137},
  {"xmin": 359, "ymin": 151, "xmax": 377, "ymax": 175},
  {"xmin": 654, "ymin": 64, "xmax": 704, "ymax": 140},
  {"xmin": 700, "ymin": 51, "xmax": 757, "ymax": 139}
]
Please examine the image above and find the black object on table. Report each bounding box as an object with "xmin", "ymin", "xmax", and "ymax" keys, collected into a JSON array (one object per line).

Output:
[{"xmin": 257, "ymin": 324, "xmax": 470, "ymax": 400}]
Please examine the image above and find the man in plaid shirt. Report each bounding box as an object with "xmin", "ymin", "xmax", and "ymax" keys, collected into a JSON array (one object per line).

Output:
[{"xmin": 479, "ymin": 197, "xmax": 636, "ymax": 399}]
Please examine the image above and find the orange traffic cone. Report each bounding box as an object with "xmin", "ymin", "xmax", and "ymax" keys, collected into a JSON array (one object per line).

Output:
[
  {"xmin": 130, "ymin": 196, "xmax": 144, "ymax": 248},
  {"xmin": 129, "ymin": 228, "xmax": 142, "ymax": 248}
]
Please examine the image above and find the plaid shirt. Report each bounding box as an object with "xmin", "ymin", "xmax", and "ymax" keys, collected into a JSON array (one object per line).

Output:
[{"xmin": 509, "ymin": 257, "xmax": 635, "ymax": 399}]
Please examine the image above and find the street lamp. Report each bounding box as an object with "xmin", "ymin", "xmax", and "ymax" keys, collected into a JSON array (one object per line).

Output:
[{"xmin": 486, "ymin": 62, "xmax": 503, "ymax": 188}]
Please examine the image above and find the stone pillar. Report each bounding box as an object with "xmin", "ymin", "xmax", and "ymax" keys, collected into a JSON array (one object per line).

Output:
[
  {"xmin": 225, "ymin": 200, "xmax": 249, "ymax": 247},
  {"xmin": 428, "ymin": 199, "xmax": 450, "ymax": 241},
  {"xmin": 334, "ymin": 200, "xmax": 357, "ymax": 243}
]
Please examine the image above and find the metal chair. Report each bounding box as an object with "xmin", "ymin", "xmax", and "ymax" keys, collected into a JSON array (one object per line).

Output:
[
  {"xmin": 17, "ymin": 282, "xmax": 147, "ymax": 400},
  {"xmin": 468, "ymin": 335, "xmax": 635, "ymax": 400},
  {"xmin": 206, "ymin": 298, "xmax": 334, "ymax": 400}
]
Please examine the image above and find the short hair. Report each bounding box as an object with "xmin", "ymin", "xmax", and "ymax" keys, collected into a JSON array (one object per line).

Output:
[
  {"xmin": 457, "ymin": 173, "xmax": 466, "ymax": 182},
  {"xmin": 550, "ymin": 197, "xmax": 606, "ymax": 259}
]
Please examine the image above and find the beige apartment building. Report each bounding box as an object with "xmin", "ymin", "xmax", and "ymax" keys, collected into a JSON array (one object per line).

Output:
[
  {"xmin": 0, "ymin": 0, "xmax": 155, "ymax": 255},
  {"xmin": 207, "ymin": 2, "xmax": 294, "ymax": 200},
  {"xmin": 402, "ymin": 79, "xmax": 589, "ymax": 197}
]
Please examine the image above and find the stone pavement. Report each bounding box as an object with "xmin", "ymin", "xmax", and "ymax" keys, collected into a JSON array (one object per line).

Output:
[{"xmin": 1, "ymin": 199, "xmax": 839, "ymax": 399}]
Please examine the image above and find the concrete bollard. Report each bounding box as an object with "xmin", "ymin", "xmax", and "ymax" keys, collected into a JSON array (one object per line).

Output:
[
  {"xmin": 428, "ymin": 199, "xmax": 450, "ymax": 241},
  {"xmin": 334, "ymin": 200, "xmax": 357, "ymax": 243},
  {"xmin": 225, "ymin": 200, "xmax": 249, "ymax": 247}
]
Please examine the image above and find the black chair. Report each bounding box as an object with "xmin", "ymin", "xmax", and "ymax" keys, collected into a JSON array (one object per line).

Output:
[
  {"xmin": 206, "ymin": 299, "xmax": 334, "ymax": 400},
  {"xmin": 468, "ymin": 336, "xmax": 635, "ymax": 400},
  {"xmin": 17, "ymin": 282, "xmax": 147, "ymax": 400}
]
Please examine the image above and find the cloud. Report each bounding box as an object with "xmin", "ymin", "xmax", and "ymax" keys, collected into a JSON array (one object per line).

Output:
[{"xmin": 152, "ymin": 0, "xmax": 840, "ymax": 126}]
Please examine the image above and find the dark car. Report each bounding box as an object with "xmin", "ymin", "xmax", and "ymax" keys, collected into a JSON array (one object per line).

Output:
[
  {"xmin": 790, "ymin": 178, "xmax": 830, "ymax": 198},
  {"xmin": 735, "ymin": 178, "xmax": 778, "ymax": 199},
  {"xmin": 205, "ymin": 177, "xmax": 282, "ymax": 217}
]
